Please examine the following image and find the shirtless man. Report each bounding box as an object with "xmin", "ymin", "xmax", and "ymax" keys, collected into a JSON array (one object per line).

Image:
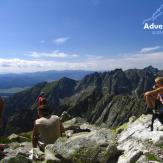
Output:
[{"xmin": 32, "ymin": 105, "xmax": 64, "ymax": 151}]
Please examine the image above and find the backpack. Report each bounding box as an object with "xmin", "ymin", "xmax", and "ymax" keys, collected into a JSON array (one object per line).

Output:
[{"xmin": 38, "ymin": 96, "xmax": 47, "ymax": 106}]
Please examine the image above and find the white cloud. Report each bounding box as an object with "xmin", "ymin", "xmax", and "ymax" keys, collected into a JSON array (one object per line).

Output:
[
  {"xmin": 53, "ymin": 37, "xmax": 69, "ymax": 45},
  {"xmin": 1, "ymin": 46, "xmax": 163, "ymax": 73},
  {"xmin": 86, "ymin": 54, "xmax": 103, "ymax": 59},
  {"xmin": 28, "ymin": 50, "xmax": 79, "ymax": 58},
  {"xmin": 140, "ymin": 46, "xmax": 161, "ymax": 53},
  {"xmin": 0, "ymin": 58, "xmax": 96, "ymax": 73},
  {"xmin": 93, "ymin": 51, "xmax": 163, "ymax": 70}
]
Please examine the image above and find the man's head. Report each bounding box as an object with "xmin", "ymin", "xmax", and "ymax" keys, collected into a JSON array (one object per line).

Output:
[
  {"xmin": 39, "ymin": 92, "xmax": 46, "ymax": 97},
  {"xmin": 38, "ymin": 105, "xmax": 50, "ymax": 118},
  {"xmin": 155, "ymin": 77, "xmax": 163, "ymax": 87}
]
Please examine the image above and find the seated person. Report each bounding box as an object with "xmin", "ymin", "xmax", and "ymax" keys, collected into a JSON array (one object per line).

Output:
[
  {"xmin": 144, "ymin": 77, "xmax": 163, "ymax": 114},
  {"xmin": 32, "ymin": 105, "xmax": 64, "ymax": 151}
]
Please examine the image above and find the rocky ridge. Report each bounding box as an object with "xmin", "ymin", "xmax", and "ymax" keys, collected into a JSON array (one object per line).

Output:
[
  {"xmin": 1, "ymin": 114, "xmax": 163, "ymax": 163},
  {"xmin": 3, "ymin": 66, "xmax": 160, "ymax": 135}
]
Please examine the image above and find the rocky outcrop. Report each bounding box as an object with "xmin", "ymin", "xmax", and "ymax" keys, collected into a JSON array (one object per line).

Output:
[
  {"xmin": 45, "ymin": 127, "xmax": 119, "ymax": 163},
  {"xmin": 1, "ymin": 114, "xmax": 163, "ymax": 163},
  {"xmin": 44, "ymin": 115, "xmax": 163, "ymax": 163},
  {"xmin": 2, "ymin": 142, "xmax": 33, "ymax": 163},
  {"xmin": 117, "ymin": 114, "xmax": 163, "ymax": 163}
]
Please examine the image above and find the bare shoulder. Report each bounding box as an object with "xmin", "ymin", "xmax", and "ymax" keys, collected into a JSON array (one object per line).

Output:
[{"xmin": 51, "ymin": 115, "xmax": 59, "ymax": 119}]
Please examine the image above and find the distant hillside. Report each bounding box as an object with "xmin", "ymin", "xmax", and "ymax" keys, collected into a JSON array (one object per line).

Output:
[
  {"xmin": 3, "ymin": 66, "xmax": 162, "ymax": 135},
  {"xmin": 0, "ymin": 70, "xmax": 92, "ymax": 89}
]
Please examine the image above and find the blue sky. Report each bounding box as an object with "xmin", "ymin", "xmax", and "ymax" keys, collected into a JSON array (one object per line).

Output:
[{"xmin": 0, "ymin": 0, "xmax": 163, "ymax": 73}]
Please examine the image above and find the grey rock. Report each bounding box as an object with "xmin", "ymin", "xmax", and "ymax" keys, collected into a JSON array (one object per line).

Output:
[
  {"xmin": 60, "ymin": 111, "xmax": 72, "ymax": 122},
  {"xmin": 8, "ymin": 133, "xmax": 30, "ymax": 143},
  {"xmin": 1, "ymin": 155, "xmax": 31, "ymax": 163},
  {"xmin": 135, "ymin": 155, "xmax": 149, "ymax": 163},
  {"xmin": 45, "ymin": 128, "xmax": 118, "ymax": 163},
  {"xmin": 2, "ymin": 142, "xmax": 32, "ymax": 163},
  {"xmin": 157, "ymin": 125, "xmax": 163, "ymax": 131},
  {"xmin": 117, "ymin": 114, "xmax": 163, "ymax": 162},
  {"xmin": 63, "ymin": 117, "xmax": 86, "ymax": 132}
]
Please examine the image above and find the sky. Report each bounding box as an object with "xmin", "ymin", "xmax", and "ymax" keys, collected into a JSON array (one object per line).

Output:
[{"xmin": 0, "ymin": 0, "xmax": 163, "ymax": 73}]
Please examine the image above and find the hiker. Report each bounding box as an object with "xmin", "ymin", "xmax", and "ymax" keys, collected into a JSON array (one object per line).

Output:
[
  {"xmin": 32, "ymin": 105, "xmax": 64, "ymax": 151},
  {"xmin": 0, "ymin": 96, "xmax": 5, "ymax": 128},
  {"xmin": 38, "ymin": 92, "xmax": 47, "ymax": 106},
  {"xmin": 31, "ymin": 92, "xmax": 47, "ymax": 110},
  {"xmin": 144, "ymin": 77, "xmax": 163, "ymax": 114}
]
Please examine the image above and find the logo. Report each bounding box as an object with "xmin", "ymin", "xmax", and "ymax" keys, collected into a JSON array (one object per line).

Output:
[{"xmin": 143, "ymin": 4, "xmax": 163, "ymax": 35}]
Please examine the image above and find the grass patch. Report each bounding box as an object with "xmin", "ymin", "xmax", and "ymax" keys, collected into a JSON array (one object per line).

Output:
[
  {"xmin": 115, "ymin": 123, "xmax": 128, "ymax": 134},
  {"xmin": 19, "ymin": 131, "xmax": 32, "ymax": 140},
  {"xmin": 72, "ymin": 146, "xmax": 99, "ymax": 163},
  {"xmin": 146, "ymin": 153, "xmax": 160, "ymax": 162},
  {"xmin": 0, "ymin": 137, "xmax": 11, "ymax": 144}
]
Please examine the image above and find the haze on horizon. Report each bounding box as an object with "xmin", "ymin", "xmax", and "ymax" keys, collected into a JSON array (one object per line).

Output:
[{"xmin": 0, "ymin": 0, "xmax": 163, "ymax": 73}]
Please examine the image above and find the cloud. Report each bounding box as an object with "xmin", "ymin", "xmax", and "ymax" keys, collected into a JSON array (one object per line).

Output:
[
  {"xmin": 139, "ymin": 46, "xmax": 161, "ymax": 53},
  {"xmin": 93, "ymin": 51, "xmax": 163, "ymax": 70},
  {"xmin": 53, "ymin": 37, "xmax": 69, "ymax": 45},
  {"xmin": 1, "ymin": 46, "xmax": 163, "ymax": 73},
  {"xmin": 86, "ymin": 54, "xmax": 104, "ymax": 59},
  {"xmin": 0, "ymin": 58, "xmax": 96, "ymax": 73},
  {"xmin": 28, "ymin": 50, "xmax": 79, "ymax": 58}
]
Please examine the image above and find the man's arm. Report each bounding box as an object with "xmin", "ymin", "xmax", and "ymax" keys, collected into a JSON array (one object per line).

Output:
[
  {"xmin": 144, "ymin": 87, "xmax": 163, "ymax": 96},
  {"xmin": 32, "ymin": 123, "xmax": 39, "ymax": 148}
]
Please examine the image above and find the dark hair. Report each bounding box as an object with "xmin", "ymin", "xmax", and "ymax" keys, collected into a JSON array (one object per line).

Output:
[{"xmin": 39, "ymin": 92, "xmax": 46, "ymax": 97}]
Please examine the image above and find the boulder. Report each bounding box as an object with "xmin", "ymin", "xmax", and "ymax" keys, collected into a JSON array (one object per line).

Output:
[
  {"xmin": 63, "ymin": 117, "xmax": 87, "ymax": 132},
  {"xmin": 45, "ymin": 128, "xmax": 119, "ymax": 163},
  {"xmin": 2, "ymin": 155, "xmax": 31, "ymax": 163},
  {"xmin": 60, "ymin": 111, "xmax": 72, "ymax": 122},
  {"xmin": 8, "ymin": 133, "xmax": 30, "ymax": 143},
  {"xmin": 2, "ymin": 142, "xmax": 32, "ymax": 163},
  {"xmin": 117, "ymin": 114, "xmax": 163, "ymax": 162}
]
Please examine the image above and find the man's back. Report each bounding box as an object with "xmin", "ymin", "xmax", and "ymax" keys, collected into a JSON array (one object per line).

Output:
[{"xmin": 35, "ymin": 115, "xmax": 61, "ymax": 145}]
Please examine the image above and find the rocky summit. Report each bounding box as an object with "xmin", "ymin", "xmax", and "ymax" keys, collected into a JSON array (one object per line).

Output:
[{"xmin": 1, "ymin": 115, "xmax": 163, "ymax": 163}]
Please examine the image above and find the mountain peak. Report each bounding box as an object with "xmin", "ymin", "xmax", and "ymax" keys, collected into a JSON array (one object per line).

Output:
[{"xmin": 143, "ymin": 65, "xmax": 158, "ymax": 74}]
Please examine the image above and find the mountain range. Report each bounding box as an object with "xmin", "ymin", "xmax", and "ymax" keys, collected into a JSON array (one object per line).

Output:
[
  {"xmin": 0, "ymin": 70, "xmax": 92, "ymax": 89},
  {"xmin": 2, "ymin": 66, "xmax": 163, "ymax": 136}
]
